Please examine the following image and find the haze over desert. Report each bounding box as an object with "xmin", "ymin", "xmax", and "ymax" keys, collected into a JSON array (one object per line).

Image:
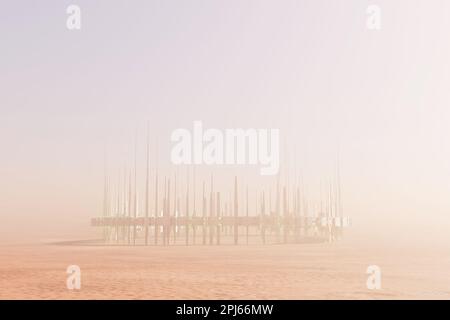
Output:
[{"xmin": 1, "ymin": 229, "xmax": 450, "ymax": 300}]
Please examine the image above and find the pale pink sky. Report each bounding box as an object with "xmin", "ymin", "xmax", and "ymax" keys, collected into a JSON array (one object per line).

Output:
[{"xmin": 1, "ymin": 1, "xmax": 450, "ymax": 243}]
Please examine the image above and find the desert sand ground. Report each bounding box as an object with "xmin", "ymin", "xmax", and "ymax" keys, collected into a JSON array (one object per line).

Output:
[{"xmin": 1, "ymin": 233, "xmax": 450, "ymax": 299}]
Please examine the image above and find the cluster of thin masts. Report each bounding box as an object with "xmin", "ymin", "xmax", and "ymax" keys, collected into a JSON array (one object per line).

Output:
[{"xmin": 97, "ymin": 137, "xmax": 346, "ymax": 245}]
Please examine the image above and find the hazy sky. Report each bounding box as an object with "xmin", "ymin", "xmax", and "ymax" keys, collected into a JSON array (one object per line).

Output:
[{"xmin": 1, "ymin": 1, "xmax": 450, "ymax": 243}]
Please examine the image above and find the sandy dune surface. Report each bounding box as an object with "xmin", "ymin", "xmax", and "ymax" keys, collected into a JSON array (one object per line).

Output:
[{"xmin": 1, "ymin": 237, "xmax": 450, "ymax": 300}]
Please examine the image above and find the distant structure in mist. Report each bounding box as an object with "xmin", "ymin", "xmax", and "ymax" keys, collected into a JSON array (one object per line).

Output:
[{"xmin": 91, "ymin": 134, "xmax": 351, "ymax": 246}]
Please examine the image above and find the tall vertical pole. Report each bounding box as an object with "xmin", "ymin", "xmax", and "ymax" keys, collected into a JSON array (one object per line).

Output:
[
  {"xmin": 185, "ymin": 169, "xmax": 189, "ymax": 246},
  {"xmin": 145, "ymin": 125, "xmax": 150, "ymax": 246},
  {"xmin": 261, "ymin": 191, "xmax": 266, "ymax": 244},
  {"xmin": 329, "ymin": 181, "xmax": 333, "ymax": 242},
  {"xmin": 337, "ymin": 152, "xmax": 343, "ymax": 237},
  {"xmin": 127, "ymin": 171, "xmax": 132, "ymax": 245},
  {"xmin": 133, "ymin": 135, "xmax": 137, "ymax": 246},
  {"xmin": 209, "ymin": 175, "xmax": 214, "ymax": 245},
  {"xmin": 102, "ymin": 158, "xmax": 108, "ymax": 243},
  {"xmin": 283, "ymin": 186, "xmax": 287, "ymax": 243},
  {"xmin": 116, "ymin": 171, "xmax": 121, "ymax": 244},
  {"xmin": 234, "ymin": 176, "xmax": 238, "ymax": 245},
  {"xmin": 276, "ymin": 175, "xmax": 280, "ymax": 243},
  {"xmin": 216, "ymin": 192, "xmax": 221, "ymax": 245},
  {"xmin": 296, "ymin": 186, "xmax": 300, "ymax": 241},
  {"xmin": 202, "ymin": 181, "xmax": 206, "ymax": 245},
  {"xmin": 121, "ymin": 168, "xmax": 126, "ymax": 243},
  {"xmin": 154, "ymin": 173, "xmax": 158, "ymax": 245},
  {"xmin": 246, "ymin": 186, "xmax": 249, "ymax": 245},
  {"xmin": 192, "ymin": 167, "xmax": 196, "ymax": 244},
  {"xmin": 173, "ymin": 174, "xmax": 177, "ymax": 244},
  {"xmin": 166, "ymin": 179, "xmax": 171, "ymax": 245}
]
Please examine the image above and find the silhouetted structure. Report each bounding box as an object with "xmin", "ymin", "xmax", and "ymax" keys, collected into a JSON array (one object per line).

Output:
[{"xmin": 93, "ymin": 170, "xmax": 350, "ymax": 245}]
